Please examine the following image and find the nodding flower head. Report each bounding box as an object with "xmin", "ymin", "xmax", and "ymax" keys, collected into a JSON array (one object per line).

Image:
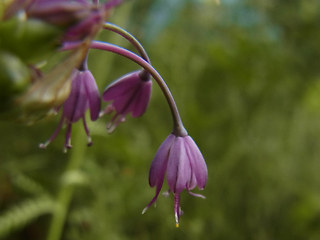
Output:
[
  {"xmin": 39, "ymin": 66, "xmax": 100, "ymax": 151},
  {"xmin": 4, "ymin": 0, "xmax": 92, "ymax": 25},
  {"xmin": 142, "ymin": 134, "xmax": 208, "ymax": 227},
  {"xmin": 26, "ymin": 0, "xmax": 105, "ymax": 42},
  {"xmin": 101, "ymin": 70, "xmax": 152, "ymax": 133},
  {"xmin": 4, "ymin": 0, "xmax": 121, "ymax": 43}
]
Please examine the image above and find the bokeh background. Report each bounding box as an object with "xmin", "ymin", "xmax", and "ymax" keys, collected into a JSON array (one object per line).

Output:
[{"xmin": 1, "ymin": 0, "xmax": 320, "ymax": 239}]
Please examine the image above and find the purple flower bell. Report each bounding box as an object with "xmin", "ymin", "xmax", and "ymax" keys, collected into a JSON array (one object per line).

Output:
[
  {"xmin": 143, "ymin": 134, "xmax": 208, "ymax": 227},
  {"xmin": 102, "ymin": 70, "xmax": 152, "ymax": 132},
  {"xmin": 4, "ymin": 0, "xmax": 121, "ymax": 43},
  {"xmin": 39, "ymin": 66, "xmax": 100, "ymax": 151},
  {"xmin": 24, "ymin": 0, "xmax": 91, "ymax": 26}
]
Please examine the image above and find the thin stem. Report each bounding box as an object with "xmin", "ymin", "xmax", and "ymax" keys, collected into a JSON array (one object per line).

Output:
[
  {"xmin": 46, "ymin": 124, "xmax": 87, "ymax": 240},
  {"xmin": 88, "ymin": 41, "xmax": 187, "ymax": 136},
  {"xmin": 103, "ymin": 22, "xmax": 150, "ymax": 63},
  {"xmin": 79, "ymin": 54, "xmax": 89, "ymax": 71}
]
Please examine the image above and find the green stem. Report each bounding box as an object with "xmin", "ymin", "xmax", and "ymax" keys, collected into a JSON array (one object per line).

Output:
[{"xmin": 46, "ymin": 123, "xmax": 86, "ymax": 240}]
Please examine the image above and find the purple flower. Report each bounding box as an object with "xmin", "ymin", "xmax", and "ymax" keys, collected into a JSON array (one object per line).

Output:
[
  {"xmin": 27, "ymin": 0, "xmax": 104, "ymax": 42},
  {"xmin": 16, "ymin": 0, "xmax": 91, "ymax": 26},
  {"xmin": 143, "ymin": 134, "xmax": 208, "ymax": 227},
  {"xmin": 39, "ymin": 67, "xmax": 100, "ymax": 151},
  {"xmin": 102, "ymin": 70, "xmax": 152, "ymax": 132},
  {"xmin": 4, "ymin": 0, "xmax": 120, "ymax": 43}
]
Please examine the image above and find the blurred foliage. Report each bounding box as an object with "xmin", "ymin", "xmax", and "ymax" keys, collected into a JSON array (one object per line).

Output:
[{"xmin": 1, "ymin": 0, "xmax": 320, "ymax": 239}]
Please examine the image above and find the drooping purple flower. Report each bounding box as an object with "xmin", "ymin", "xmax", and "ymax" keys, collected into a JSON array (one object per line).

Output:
[
  {"xmin": 143, "ymin": 134, "xmax": 208, "ymax": 227},
  {"xmin": 39, "ymin": 66, "xmax": 100, "ymax": 151},
  {"xmin": 27, "ymin": 0, "xmax": 106, "ymax": 43},
  {"xmin": 4, "ymin": 0, "xmax": 122, "ymax": 43},
  {"xmin": 102, "ymin": 70, "xmax": 152, "ymax": 132},
  {"xmin": 26, "ymin": 0, "xmax": 91, "ymax": 27}
]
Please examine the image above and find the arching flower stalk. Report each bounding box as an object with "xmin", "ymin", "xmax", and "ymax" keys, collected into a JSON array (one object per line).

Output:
[
  {"xmin": 66, "ymin": 40, "xmax": 208, "ymax": 226},
  {"xmin": 2, "ymin": 0, "xmax": 208, "ymax": 227}
]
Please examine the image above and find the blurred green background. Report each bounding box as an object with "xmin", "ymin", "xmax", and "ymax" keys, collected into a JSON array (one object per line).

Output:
[{"xmin": 1, "ymin": 0, "xmax": 320, "ymax": 239}]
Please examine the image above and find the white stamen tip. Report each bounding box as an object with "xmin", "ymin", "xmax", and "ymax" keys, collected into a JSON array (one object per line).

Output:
[
  {"xmin": 39, "ymin": 143, "xmax": 48, "ymax": 149},
  {"xmin": 142, "ymin": 207, "xmax": 148, "ymax": 215},
  {"xmin": 175, "ymin": 213, "xmax": 179, "ymax": 228},
  {"xmin": 162, "ymin": 191, "xmax": 170, "ymax": 197},
  {"xmin": 106, "ymin": 123, "xmax": 116, "ymax": 134},
  {"xmin": 99, "ymin": 111, "xmax": 105, "ymax": 118},
  {"xmin": 87, "ymin": 137, "xmax": 93, "ymax": 146}
]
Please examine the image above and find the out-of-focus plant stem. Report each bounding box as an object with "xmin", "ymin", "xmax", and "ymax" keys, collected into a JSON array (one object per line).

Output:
[
  {"xmin": 46, "ymin": 123, "xmax": 86, "ymax": 240},
  {"xmin": 46, "ymin": 3, "xmax": 134, "ymax": 240}
]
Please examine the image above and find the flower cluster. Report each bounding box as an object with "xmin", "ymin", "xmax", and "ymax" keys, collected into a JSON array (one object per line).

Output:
[{"xmin": 1, "ymin": 0, "xmax": 208, "ymax": 227}]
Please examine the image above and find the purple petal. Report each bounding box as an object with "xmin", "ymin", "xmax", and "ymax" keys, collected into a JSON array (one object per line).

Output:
[
  {"xmin": 149, "ymin": 134, "xmax": 175, "ymax": 187},
  {"xmin": 102, "ymin": 71, "xmax": 140, "ymax": 101},
  {"xmin": 131, "ymin": 80, "xmax": 152, "ymax": 118},
  {"xmin": 143, "ymin": 134, "xmax": 175, "ymax": 213},
  {"xmin": 185, "ymin": 136, "xmax": 208, "ymax": 189},
  {"xmin": 64, "ymin": 11, "xmax": 102, "ymax": 41},
  {"xmin": 112, "ymin": 89, "xmax": 137, "ymax": 115},
  {"xmin": 63, "ymin": 70, "xmax": 88, "ymax": 122},
  {"xmin": 27, "ymin": 0, "xmax": 90, "ymax": 26},
  {"xmin": 187, "ymin": 170, "xmax": 197, "ymax": 190},
  {"xmin": 83, "ymin": 70, "xmax": 100, "ymax": 121},
  {"xmin": 166, "ymin": 137, "xmax": 192, "ymax": 193}
]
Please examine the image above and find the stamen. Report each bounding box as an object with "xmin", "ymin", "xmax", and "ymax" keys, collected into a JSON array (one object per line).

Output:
[
  {"xmin": 106, "ymin": 114, "xmax": 125, "ymax": 133},
  {"xmin": 99, "ymin": 104, "xmax": 115, "ymax": 117},
  {"xmin": 174, "ymin": 194, "xmax": 180, "ymax": 227},
  {"xmin": 82, "ymin": 117, "xmax": 93, "ymax": 146},
  {"xmin": 142, "ymin": 184, "xmax": 164, "ymax": 215},
  {"xmin": 63, "ymin": 147, "xmax": 68, "ymax": 154},
  {"xmin": 162, "ymin": 191, "xmax": 170, "ymax": 197},
  {"xmin": 64, "ymin": 123, "xmax": 73, "ymax": 150},
  {"xmin": 39, "ymin": 116, "xmax": 64, "ymax": 149},
  {"xmin": 188, "ymin": 191, "xmax": 206, "ymax": 199},
  {"xmin": 87, "ymin": 136, "xmax": 93, "ymax": 146},
  {"xmin": 141, "ymin": 206, "xmax": 148, "ymax": 215},
  {"xmin": 39, "ymin": 142, "xmax": 49, "ymax": 149}
]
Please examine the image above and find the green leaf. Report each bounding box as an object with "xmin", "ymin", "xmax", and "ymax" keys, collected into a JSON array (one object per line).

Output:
[
  {"xmin": 0, "ymin": 196, "xmax": 54, "ymax": 239},
  {"xmin": 0, "ymin": 51, "xmax": 30, "ymax": 113},
  {"xmin": 0, "ymin": 16, "xmax": 62, "ymax": 62}
]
